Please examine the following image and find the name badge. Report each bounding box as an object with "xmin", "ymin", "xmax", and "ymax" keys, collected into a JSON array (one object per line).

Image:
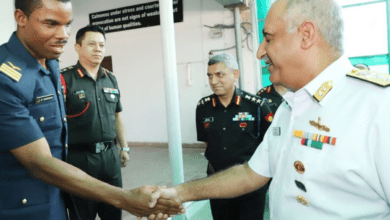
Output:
[
  {"xmin": 35, "ymin": 94, "xmax": 54, "ymax": 104},
  {"xmin": 273, "ymin": 127, "xmax": 281, "ymax": 136},
  {"xmin": 103, "ymin": 87, "xmax": 119, "ymax": 94},
  {"xmin": 203, "ymin": 117, "xmax": 214, "ymax": 123}
]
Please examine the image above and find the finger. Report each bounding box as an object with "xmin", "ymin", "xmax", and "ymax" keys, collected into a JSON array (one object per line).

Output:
[
  {"xmin": 148, "ymin": 214, "xmax": 156, "ymax": 220},
  {"xmin": 149, "ymin": 189, "xmax": 161, "ymax": 208}
]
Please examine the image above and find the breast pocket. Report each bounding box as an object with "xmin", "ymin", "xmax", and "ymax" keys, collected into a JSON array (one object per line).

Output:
[
  {"xmin": 28, "ymin": 100, "xmax": 61, "ymax": 131},
  {"xmin": 66, "ymin": 90, "xmax": 90, "ymax": 118},
  {"xmin": 103, "ymin": 91, "xmax": 119, "ymax": 114}
]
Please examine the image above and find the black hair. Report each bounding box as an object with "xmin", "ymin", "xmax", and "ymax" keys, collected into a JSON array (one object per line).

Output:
[
  {"xmin": 76, "ymin": 25, "xmax": 106, "ymax": 45},
  {"xmin": 15, "ymin": 0, "xmax": 70, "ymax": 18}
]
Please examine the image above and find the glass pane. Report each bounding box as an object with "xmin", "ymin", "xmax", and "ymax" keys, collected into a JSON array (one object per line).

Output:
[
  {"xmin": 337, "ymin": 0, "xmax": 384, "ymax": 7},
  {"xmin": 343, "ymin": 2, "xmax": 388, "ymax": 57},
  {"xmin": 370, "ymin": 65, "xmax": 389, "ymax": 74}
]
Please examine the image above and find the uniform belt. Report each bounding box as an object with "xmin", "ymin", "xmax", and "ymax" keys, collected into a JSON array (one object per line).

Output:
[{"xmin": 69, "ymin": 141, "xmax": 114, "ymax": 153}]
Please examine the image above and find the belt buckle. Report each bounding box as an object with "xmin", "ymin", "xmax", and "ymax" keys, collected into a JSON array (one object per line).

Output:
[{"xmin": 95, "ymin": 143, "xmax": 105, "ymax": 153}]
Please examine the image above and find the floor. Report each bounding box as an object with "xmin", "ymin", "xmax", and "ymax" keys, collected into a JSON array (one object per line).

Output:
[{"xmin": 94, "ymin": 145, "xmax": 269, "ymax": 220}]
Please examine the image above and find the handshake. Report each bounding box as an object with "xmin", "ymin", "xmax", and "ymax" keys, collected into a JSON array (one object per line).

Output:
[{"xmin": 122, "ymin": 185, "xmax": 184, "ymax": 220}]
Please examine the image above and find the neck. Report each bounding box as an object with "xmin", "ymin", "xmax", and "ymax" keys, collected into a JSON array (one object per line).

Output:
[
  {"xmin": 273, "ymin": 84, "xmax": 287, "ymax": 96},
  {"xmin": 79, "ymin": 60, "xmax": 100, "ymax": 80},
  {"xmin": 217, "ymin": 88, "xmax": 235, "ymax": 107}
]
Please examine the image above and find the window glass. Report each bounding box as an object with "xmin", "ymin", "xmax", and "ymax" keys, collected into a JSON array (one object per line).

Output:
[{"xmin": 342, "ymin": 2, "xmax": 388, "ymax": 57}]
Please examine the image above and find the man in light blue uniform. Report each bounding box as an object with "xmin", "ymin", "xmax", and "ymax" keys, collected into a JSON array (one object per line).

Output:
[{"xmin": 0, "ymin": 1, "xmax": 183, "ymax": 220}]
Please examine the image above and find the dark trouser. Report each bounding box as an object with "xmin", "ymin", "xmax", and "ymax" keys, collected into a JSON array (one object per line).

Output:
[
  {"xmin": 207, "ymin": 163, "xmax": 269, "ymax": 220},
  {"xmin": 67, "ymin": 145, "xmax": 122, "ymax": 220}
]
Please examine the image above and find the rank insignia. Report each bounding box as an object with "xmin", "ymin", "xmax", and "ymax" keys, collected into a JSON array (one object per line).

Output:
[
  {"xmin": 233, "ymin": 112, "xmax": 255, "ymax": 121},
  {"xmin": 0, "ymin": 61, "xmax": 22, "ymax": 82},
  {"xmin": 347, "ymin": 69, "xmax": 390, "ymax": 87},
  {"xmin": 235, "ymin": 96, "xmax": 241, "ymax": 105},
  {"xmin": 266, "ymin": 86, "xmax": 272, "ymax": 94},
  {"xmin": 309, "ymin": 117, "xmax": 330, "ymax": 132},
  {"xmin": 212, "ymin": 97, "xmax": 216, "ymax": 107},
  {"xmin": 204, "ymin": 122, "xmax": 210, "ymax": 129},
  {"xmin": 313, "ymin": 80, "xmax": 333, "ymax": 102},
  {"xmin": 77, "ymin": 68, "xmax": 85, "ymax": 78}
]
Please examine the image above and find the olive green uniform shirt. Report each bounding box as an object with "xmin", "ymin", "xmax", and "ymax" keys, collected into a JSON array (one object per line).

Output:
[{"xmin": 61, "ymin": 62, "xmax": 122, "ymax": 145}]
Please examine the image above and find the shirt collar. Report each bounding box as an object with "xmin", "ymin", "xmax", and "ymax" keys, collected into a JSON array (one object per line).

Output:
[
  {"xmin": 212, "ymin": 87, "xmax": 242, "ymax": 107},
  {"xmin": 284, "ymin": 55, "xmax": 352, "ymax": 107},
  {"xmin": 75, "ymin": 61, "xmax": 106, "ymax": 79}
]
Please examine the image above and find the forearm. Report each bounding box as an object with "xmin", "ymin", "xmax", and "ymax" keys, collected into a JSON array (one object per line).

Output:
[
  {"xmin": 115, "ymin": 112, "xmax": 128, "ymax": 148},
  {"xmin": 175, "ymin": 164, "xmax": 270, "ymax": 203},
  {"xmin": 11, "ymin": 138, "xmax": 127, "ymax": 209}
]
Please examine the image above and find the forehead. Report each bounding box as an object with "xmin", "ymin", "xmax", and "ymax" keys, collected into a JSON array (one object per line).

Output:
[
  {"xmin": 263, "ymin": 0, "xmax": 287, "ymax": 33},
  {"xmin": 208, "ymin": 62, "xmax": 229, "ymax": 73},
  {"xmin": 82, "ymin": 31, "xmax": 105, "ymax": 42},
  {"xmin": 35, "ymin": 0, "xmax": 73, "ymax": 22}
]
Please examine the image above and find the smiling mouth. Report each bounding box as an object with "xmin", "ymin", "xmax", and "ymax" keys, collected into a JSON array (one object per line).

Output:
[{"xmin": 51, "ymin": 45, "xmax": 65, "ymax": 53}]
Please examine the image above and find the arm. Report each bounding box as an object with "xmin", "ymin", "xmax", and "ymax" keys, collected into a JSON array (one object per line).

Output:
[
  {"xmin": 167, "ymin": 164, "xmax": 270, "ymax": 203},
  {"xmin": 10, "ymin": 138, "xmax": 183, "ymax": 217},
  {"xmin": 115, "ymin": 112, "xmax": 130, "ymax": 167}
]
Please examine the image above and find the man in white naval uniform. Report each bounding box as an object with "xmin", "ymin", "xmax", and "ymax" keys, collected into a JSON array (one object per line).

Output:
[{"xmin": 158, "ymin": 0, "xmax": 390, "ymax": 219}]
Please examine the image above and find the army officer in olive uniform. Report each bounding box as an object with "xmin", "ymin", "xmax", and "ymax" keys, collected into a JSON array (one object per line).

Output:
[
  {"xmin": 257, "ymin": 83, "xmax": 286, "ymax": 113},
  {"xmin": 61, "ymin": 25, "xmax": 129, "ymax": 220},
  {"xmin": 196, "ymin": 53, "xmax": 273, "ymax": 220}
]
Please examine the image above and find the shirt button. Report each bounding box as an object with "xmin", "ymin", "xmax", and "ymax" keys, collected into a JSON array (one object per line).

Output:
[
  {"xmin": 224, "ymin": 147, "xmax": 226, "ymax": 150},
  {"xmin": 63, "ymin": 117, "xmax": 67, "ymax": 123},
  {"xmin": 39, "ymin": 117, "xmax": 45, "ymax": 122},
  {"xmin": 223, "ymin": 127, "xmax": 226, "ymax": 130},
  {"xmin": 224, "ymin": 110, "xmax": 227, "ymax": 113},
  {"xmin": 22, "ymin": 199, "xmax": 27, "ymax": 204},
  {"xmin": 98, "ymin": 98, "xmax": 101, "ymax": 101},
  {"xmin": 65, "ymin": 144, "xmax": 68, "ymax": 149}
]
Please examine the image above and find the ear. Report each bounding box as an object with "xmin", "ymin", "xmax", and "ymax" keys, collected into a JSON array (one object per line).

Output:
[
  {"xmin": 298, "ymin": 21, "xmax": 315, "ymax": 50},
  {"xmin": 233, "ymin": 69, "xmax": 239, "ymax": 82},
  {"xmin": 74, "ymin": 43, "xmax": 81, "ymax": 54},
  {"xmin": 15, "ymin": 9, "xmax": 28, "ymax": 28}
]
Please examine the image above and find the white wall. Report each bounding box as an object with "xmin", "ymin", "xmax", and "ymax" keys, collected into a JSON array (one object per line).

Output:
[
  {"xmin": 60, "ymin": 0, "xmax": 257, "ymax": 144},
  {"xmin": 0, "ymin": 0, "xmax": 16, "ymax": 45}
]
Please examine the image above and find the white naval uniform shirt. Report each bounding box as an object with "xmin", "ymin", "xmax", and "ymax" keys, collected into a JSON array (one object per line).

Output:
[{"xmin": 248, "ymin": 55, "xmax": 390, "ymax": 219}]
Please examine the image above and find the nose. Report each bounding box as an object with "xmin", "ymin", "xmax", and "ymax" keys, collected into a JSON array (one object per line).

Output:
[
  {"xmin": 56, "ymin": 25, "xmax": 70, "ymax": 40},
  {"xmin": 257, "ymin": 40, "xmax": 266, "ymax": 60},
  {"xmin": 210, "ymin": 75, "xmax": 218, "ymax": 85}
]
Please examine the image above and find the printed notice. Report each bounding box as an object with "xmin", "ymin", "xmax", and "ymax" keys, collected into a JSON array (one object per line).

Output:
[{"xmin": 89, "ymin": 0, "xmax": 183, "ymax": 33}]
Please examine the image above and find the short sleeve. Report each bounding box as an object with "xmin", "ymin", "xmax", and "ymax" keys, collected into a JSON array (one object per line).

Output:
[
  {"xmin": 0, "ymin": 76, "xmax": 43, "ymax": 151},
  {"xmin": 370, "ymin": 95, "xmax": 390, "ymax": 203},
  {"xmin": 248, "ymin": 127, "xmax": 272, "ymax": 178},
  {"xmin": 196, "ymin": 105, "xmax": 207, "ymax": 142}
]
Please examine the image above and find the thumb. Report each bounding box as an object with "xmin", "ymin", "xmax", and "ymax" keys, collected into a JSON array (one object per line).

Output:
[{"xmin": 148, "ymin": 189, "xmax": 161, "ymax": 208}]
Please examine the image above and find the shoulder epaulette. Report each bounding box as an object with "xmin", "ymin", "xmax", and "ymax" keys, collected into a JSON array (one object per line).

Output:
[
  {"xmin": 197, "ymin": 96, "xmax": 212, "ymax": 106},
  {"xmin": 0, "ymin": 61, "xmax": 22, "ymax": 82},
  {"xmin": 242, "ymin": 92, "xmax": 262, "ymax": 105},
  {"xmin": 347, "ymin": 69, "xmax": 390, "ymax": 87},
  {"xmin": 60, "ymin": 65, "xmax": 74, "ymax": 73}
]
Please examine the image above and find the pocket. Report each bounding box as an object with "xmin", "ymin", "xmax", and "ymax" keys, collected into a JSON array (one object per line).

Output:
[
  {"xmin": 0, "ymin": 178, "xmax": 50, "ymax": 209},
  {"xmin": 28, "ymin": 100, "xmax": 60, "ymax": 131}
]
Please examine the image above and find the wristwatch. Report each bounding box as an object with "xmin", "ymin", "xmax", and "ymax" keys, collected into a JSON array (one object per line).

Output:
[{"xmin": 121, "ymin": 147, "xmax": 130, "ymax": 152}]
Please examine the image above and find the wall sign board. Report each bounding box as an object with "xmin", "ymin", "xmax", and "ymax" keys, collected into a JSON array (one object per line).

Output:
[{"xmin": 89, "ymin": 0, "xmax": 183, "ymax": 33}]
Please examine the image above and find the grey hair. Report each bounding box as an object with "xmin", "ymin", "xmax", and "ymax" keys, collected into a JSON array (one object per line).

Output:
[
  {"xmin": 208, "ymin": 53, "xmax": 238, "ymax": 71},
  {"xmin": 283, "ymin": 0, "xmax": 344, "ymax": 54}
]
